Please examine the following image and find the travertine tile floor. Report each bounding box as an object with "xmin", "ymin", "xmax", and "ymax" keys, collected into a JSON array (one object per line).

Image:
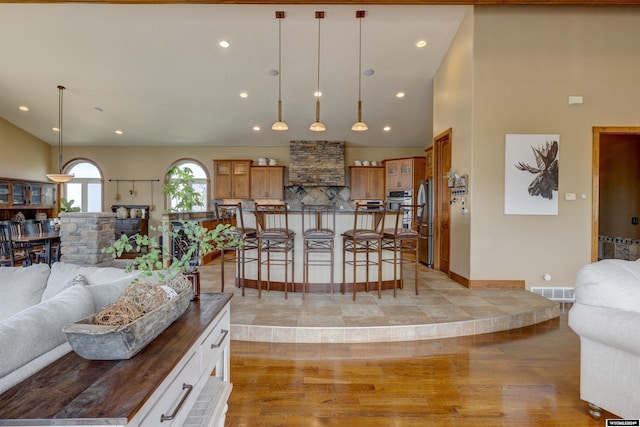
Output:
[{"xmin": 199, "ymin": 258, "xmax": 559, "ymax": 343}]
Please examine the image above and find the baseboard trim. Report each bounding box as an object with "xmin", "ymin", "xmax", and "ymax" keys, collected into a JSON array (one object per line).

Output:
[{"xmin": 449, "ymin": 271, "xmax": 525, "ymax": 289}]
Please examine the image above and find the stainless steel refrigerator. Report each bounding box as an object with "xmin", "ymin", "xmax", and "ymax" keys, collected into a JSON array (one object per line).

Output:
[{"xmin": 417, "ymin": 179, "xmax": 433, "ymax": 267}]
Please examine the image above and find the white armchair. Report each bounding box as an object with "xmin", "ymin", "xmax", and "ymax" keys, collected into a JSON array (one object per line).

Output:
[{"xmin": 568, "ymin": 258, "xmax": 640, "ymax": 419}]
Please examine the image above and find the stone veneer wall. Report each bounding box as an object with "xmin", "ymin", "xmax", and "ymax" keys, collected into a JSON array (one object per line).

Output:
[
  {"xmin": 288, "ymin": 141, "xmax": 346, "ymax": 186},
  {"xmin": 59, "ymin": 212, "xmax": 116, "ymax": 267}
]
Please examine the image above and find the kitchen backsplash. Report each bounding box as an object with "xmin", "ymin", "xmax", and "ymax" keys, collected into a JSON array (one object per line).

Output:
[{"xmin": 212, "ymin": 186, "xmax": 356, "ymax": 211}]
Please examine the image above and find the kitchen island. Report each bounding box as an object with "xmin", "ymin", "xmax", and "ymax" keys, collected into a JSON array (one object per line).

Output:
[{"xmin": 238, "ymin": 209, "xmax": 402, "ymax": 294}]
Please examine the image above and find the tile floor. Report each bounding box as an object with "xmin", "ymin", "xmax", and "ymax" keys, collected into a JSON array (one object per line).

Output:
[{"xmin": 198, "ymin": 259, "xmax": 560, "ymax": 344}]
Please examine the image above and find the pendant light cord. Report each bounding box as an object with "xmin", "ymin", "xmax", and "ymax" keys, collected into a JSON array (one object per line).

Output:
[
  {"xmin": 57, "ymin": 85, "xmax": 65, "ymax": 174},
  {"xmin": 357, "ymin": 17, "xmax": 362, "ymax": 103},
  {"xmin": 315, "ymin": 13, "xmax": 322, "ymax": 122},
  {"xmin": 278, "ymin": 17, "xmax": 282, "ymax": 104}
]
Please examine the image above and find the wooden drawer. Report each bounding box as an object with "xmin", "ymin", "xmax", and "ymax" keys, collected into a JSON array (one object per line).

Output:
[
  {"xmin": 199, "ymin": 307, "xmax": 230, "ymax": 376},
  {"xmin": 139, "ymin": 351, "xmax": 199, "ymax": 427}
]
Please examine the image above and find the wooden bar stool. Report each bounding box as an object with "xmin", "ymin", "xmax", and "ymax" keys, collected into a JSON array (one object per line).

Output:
[
  {"xmin": 214, "ymin": 202, "xmax": 257, "ymax": 295},
  {"xmin": 382, "ymin": 203, "xmax": 425, "ymax": 296},
  {"xmin": 301, "ymin": 203, "xmax": 336, "ymax": 298},
  {"xmin": 254, "ymin": 204, "xmax": 296, "ymax": 299},
  {"xmin": 341, "ymin": 202, "xmax": 385, "ymax": 301}
]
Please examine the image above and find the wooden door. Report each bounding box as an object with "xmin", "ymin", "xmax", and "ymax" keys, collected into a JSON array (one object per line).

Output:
[{"xmin": 434, "ymin": 129, "xmax": 452, "ymax": 274}]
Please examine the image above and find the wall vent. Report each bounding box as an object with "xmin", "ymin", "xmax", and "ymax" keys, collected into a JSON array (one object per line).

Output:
[{"xmin": 530, "ymin": 287, "xmax": 575, "ymax": 302}]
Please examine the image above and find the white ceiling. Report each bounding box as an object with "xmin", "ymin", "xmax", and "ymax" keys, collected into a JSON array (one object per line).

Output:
[{"xmin": 0, "ymin": 4, "xmax": 468, "ymax": 147}]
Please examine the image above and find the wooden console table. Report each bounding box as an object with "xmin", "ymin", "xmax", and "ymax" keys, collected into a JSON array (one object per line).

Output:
[{"xmin": 0, "ymin": 293, "xmax": 232, "ymax": 427}]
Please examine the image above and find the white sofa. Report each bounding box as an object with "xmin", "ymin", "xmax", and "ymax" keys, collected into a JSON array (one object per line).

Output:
[
  {"xmin": 568, "ymin": 258, "xmax": 640, "ymax": 419},
  {"xmin": 0, "ymin": 262, "xmax": 144, "ymax": 394}
]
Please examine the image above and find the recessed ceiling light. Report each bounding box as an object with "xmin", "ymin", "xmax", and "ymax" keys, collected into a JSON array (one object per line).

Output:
[
  {"xmin": 240, "ymin": 92, "xmax": 248, "ymax": 98},
  {"xmin": 396, "ymin": 92, "xmax": 405, "ymax": 98},
  {"xmin": 253, "ymin": 126, "xmax": 260, "ymax": 131},
  {"xmin": 219, "ymin": 40, "xmax": 230, "ymax": 48},
  {"xmin": 383, "ymin": 126, "xmax": 391, "ymax": 132},
  {"xmin": 115, "ymin": 130, "xmax": 124, "ymax": 135},
  {"xmin": 19, "ymin": 105, "xmax": 29, "ymax": 112},
  {"xmin": 314, "ymin": 91, "xmax": 322, "ymax": 97},
  {"xmin": 416, "ymin": 40, "xmax": 428, "ymax": 48}
]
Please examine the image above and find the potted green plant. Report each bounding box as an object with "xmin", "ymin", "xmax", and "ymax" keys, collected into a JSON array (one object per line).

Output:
[
  {"xmin": 59, "ymin": 197, "xmax": 81, "ymax": 213},
  {"xmin": 102, "ymin": 220, "xmax": 238, "ymax": 282},
  {"xmin": 103, "ymin": 165, "xmax": 240, "ymax": 284}
]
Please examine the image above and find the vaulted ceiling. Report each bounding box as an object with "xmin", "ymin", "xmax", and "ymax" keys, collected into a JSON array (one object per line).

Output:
[{"xmin": 0, "ymin": 3, "xmax": 470, "ymax": 147}]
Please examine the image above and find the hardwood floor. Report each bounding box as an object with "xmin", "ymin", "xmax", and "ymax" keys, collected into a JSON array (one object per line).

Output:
[{"xmin": 225, "ymin": 305, "xmax": 616, "ymax": 426}]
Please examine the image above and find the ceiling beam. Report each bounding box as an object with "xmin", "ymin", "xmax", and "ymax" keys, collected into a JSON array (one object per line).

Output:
[{"xmin": 2, "ymin": 0, "xmax": 640, "ymax": 5}]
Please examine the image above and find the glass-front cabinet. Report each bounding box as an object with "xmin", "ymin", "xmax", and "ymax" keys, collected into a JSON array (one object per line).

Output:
[
  {"xmin": 42, "ymin": 185, "xmax": 55, "ymax": 206},
  {"xmin": 0, "ymin": 181, "xmax": 10, "ymax": 206},
  {"xmin": 0, "ymin": 179, "xmax": 57, "ymax": 221},
  {"xmin": 11, "ymin": 182, "xmax": 26, "ymax": 206},
  {"xmin": 29, "ymin": 184, "xmax": 42, "ymax": 206}
]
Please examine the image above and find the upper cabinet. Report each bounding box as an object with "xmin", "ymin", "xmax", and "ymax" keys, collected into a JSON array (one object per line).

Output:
[
  {"xmin": 0, "ymin": 181, "xmax": 10, "ymax": 206},
  {"xmin": 213, "ymin": 160, "xmax": 252, "ymax": 199},
  {"xmin": 349, "ymin": 166, "xmax": 385, "ymax": 200},
  {"xmin": 385, "ymin": 157, "xmax": 426, "ymax": 191},
  {"xmin": 425, "ymin": 147, "xmax": 434, "ymax": 179},
  {"xmin": 0, "ymin": 179, "xmax": 56, "ymax": 209},
  {"xmin": 251, "ymin": 166, "xmax": 285, "ymax": 200}
]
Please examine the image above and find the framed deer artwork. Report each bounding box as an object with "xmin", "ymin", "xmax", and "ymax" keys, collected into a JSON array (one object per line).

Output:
[{"xmin": 504, "ymin": 134, "xmax": 559, "ymax": 215}]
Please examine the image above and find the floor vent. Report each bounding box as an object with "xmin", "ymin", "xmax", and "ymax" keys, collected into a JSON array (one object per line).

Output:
[{"xmin": 530, "ymin": 287, "xmax": 575, "ymax": 302}]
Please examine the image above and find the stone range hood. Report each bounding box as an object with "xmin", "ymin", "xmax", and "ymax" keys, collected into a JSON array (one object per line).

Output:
[{"xmin": 288, "ymin": 140, "xmax": 346, "ymax": 186}]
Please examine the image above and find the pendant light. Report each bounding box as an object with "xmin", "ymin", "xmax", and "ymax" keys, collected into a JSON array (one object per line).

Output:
[
  {"xmin": 272, "ymin": 11, "xmax": 288, "ymax": 131},
  {"xmin": 351, "ymin": 11, "xmax": 368, "ymax": 132},
  {"xmin": 46, "ymin": 85, "xmax": 74, "ymax": 183},
  {"xmin": 309, "ymin": 11, "xmax": 326, "ymax": 132}
]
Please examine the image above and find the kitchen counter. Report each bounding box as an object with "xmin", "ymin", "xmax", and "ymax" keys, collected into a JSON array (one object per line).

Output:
[{"xmin": 237, "ymin": 210, "xmax": 399, "ymax": 293}]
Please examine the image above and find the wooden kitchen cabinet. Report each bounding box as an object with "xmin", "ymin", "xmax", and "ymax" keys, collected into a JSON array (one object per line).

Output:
[
  {"xmin": 213, "ymin": 160, "xmax": 252, "ymax": 199},
  {"xmin": 385, "ymin": 157, "xmax": 426, "ymax": 191},
  {"xmin": 349, "ymin": 166, "xmax": 385, "ymax": 200},
  {"xmin": 250, "ymin": 166, "xmax": 285, "ymax": 200},
  {"xmin": 0, "ymin": 179, "xmax": 56, "ymax": 209},
  {"xmin": 425, "ymin": 147, "xmax": 434, "ymax": 179}
]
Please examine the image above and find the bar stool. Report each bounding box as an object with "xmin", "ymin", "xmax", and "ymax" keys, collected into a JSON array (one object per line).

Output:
[
  {"xmin": 341, "ymin": 202, "xmax": 385, "ymax": 301},
  {"xmin": 254, "ymin": 204, "xmax": 296, "ymax": 299},
  {"xmin": 382, "ymin": 203, "xmax": 425, "ymax": 296},
  {"xmin": 301, "ymin": 203, "xmax": 336, "ymax": 298},
  {"xmin": 214, "ymin": 202, "xmax": 258, "ymax": 295}
]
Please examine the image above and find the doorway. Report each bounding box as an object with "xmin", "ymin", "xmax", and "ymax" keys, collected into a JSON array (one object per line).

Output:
[
  {"xmin": 592, "ymin": 126, "xmax": 640, "ymax": 262},
  {"xmin": 433, "ymin": 128, "xmax": 452, "ymax": 274}
]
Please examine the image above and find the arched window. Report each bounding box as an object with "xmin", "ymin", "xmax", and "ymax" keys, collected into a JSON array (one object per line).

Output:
[
  {"xmin": 166, "ymin": 160, "xmax": 209, "ymax": 212},
  {"xmin": 63, "ymin": 161, "xmax": 103, "ymax": 212}
]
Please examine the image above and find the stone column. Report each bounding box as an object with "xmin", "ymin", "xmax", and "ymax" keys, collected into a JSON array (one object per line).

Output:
[{"xmin": 59, "ymin": 212, "xmax": 116, "ymax": 267}]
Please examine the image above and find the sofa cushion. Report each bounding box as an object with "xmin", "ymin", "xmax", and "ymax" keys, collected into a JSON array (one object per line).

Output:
[
  {"xmin": 574, "ymin": 259, "xmax": 640, "ymax": 313},
  {"xmin": 42, "ymin": 262, "xmax": 85, "ymax": 301},
  {"xmin": 0, "ymin": 264, "xmax": 51, "ymax": 322},
  {"xmin": 87, "ymin": 275, "xmax": 137, "ymax": 311},
  {"xmin": 43, "ymin": 262, "xmax": 140, "ymax": 302},
  {"xmin": 0, "ymin": 284, "xmax": 95, "ymax": 379}
]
